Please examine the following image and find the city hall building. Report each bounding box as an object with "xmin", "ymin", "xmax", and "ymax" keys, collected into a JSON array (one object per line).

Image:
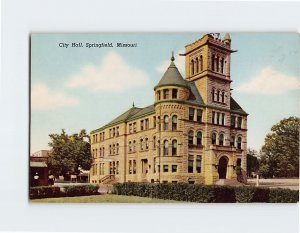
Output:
[{"xmin": 90, "ymin": 33, "xmax": 248, "ymax": 185}]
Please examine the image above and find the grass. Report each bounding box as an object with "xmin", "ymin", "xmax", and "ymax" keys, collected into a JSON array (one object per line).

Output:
[{"xmin": 31, "ymin": 194, "xmax": 178, "ymax": 203}]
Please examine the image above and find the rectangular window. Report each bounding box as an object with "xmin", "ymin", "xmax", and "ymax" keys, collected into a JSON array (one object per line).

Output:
[
  {"xmin": 133, "ymin": 160, "xmax": 136, "ymax": 174},
  {"xmin": 140, "ymin": 120, "xmax": 144, "ymax": 131},
  {"xmin": 217, "ymin": 112, "xmax": 220, "ymax": 125},
  {"xmin": 237, "ymin": 117, "xmax": 242, "ymax": 129},
  {"xmin": 189, "ymin": 108, "xmax": 195, "ymax": 121},
  {"xmin": 172, "ymin": 89, "xmax": 178, "ymax": 99},
  {"xmin": 212, "ymin": 111, "xmax": 215, "ymax": 124},
  {"xmin": 129, "ymin": 124, "xmax": 132, "ymax": 134},
  {"xmin": 188, "ymin": 155, "xmax": 194, "ymax": 173},
  {"xmin": 145, "ymin": 118, "xmax": 149, "ymax": 129},
  {"xmin": 163, "ymin": 89, "xmax": 169, "ymax": 99},
  {"xmin": 172, "ymin": 165, "xmax": 177, "ymax": 173},
  {"xmin": 133, "ymin": 122, "xmax": 137, "ymax": 132},
  {"xmin": 129, "ymin": 160, "xmax": 132, "ymax": 174},
  {"xmin": 113, "ymin": 128, "xmax": 115, "ymax": 137},
  {"xmin": 116, "ymin": 127, "xmax": 119, "ymax": 136},
  {"xmin": 197, "ymin": 109, "xmax": 202, "ymax": 122},
  {"xmin": 109, "ymin": 129, "xmax": 112, "ymax": 138},
  {"xmin": 222, "ymin": 113, "xmax": 225, "ymax": 125},
  {"xmin": 231, "ymin": 116, "xmax": 236, "ymax": 128},
  {"xmin": 163, "ymin": 165, "xmax": 169, "ymax": 172},
  {"xmin": 153, "ymin": 116, "xmax": 156, "ymax": 128},
  {"xmin": 196, "ymin": 155, "xmax": 202, "ymax": 173}
]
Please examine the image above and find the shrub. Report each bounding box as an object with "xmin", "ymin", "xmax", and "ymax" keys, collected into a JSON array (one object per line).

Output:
[
  {"xmin": 30, "ymin": 186, "xmax": 62, "ymax": 199},
  {"xmin": 269, "ymin": 188, "xmax": 299, "ymax": 203},
  {"xmin": 251, "ymin": 187, "xmax": 270, "ymax": 202},
  {"xmin": 63, "ymin": 185, "xmax": 99, "ymax": 197},
  {"xmin": 212, "ymin": 185, "xmax": 236, "ymax": 203},
  {"xmin": 235, "ymin": 186, "xmax": 256, "ymax": 203}
]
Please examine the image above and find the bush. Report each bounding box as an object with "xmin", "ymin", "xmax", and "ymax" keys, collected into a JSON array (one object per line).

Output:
[
  {"xmin": 112, "ymin": 182, "xmax": 299, "ymax": 203},
  {"xmin": 235, "ymin": 186, "xmax": 256, "ymax": 203},
  {"xmin": 269, "ymin": 188, "xmax": 299, "ymax": 203},
  {"xmin": 30, "ymin": 186, "xmax": 62, "ymax": 199},
  {"xmin": 63, "ymin": 185, "xmax": 99, "ymax": 197}
]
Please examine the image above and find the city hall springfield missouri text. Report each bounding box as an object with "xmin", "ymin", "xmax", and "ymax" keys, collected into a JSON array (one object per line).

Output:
[{"xmin": 90, "ymin": 33, "xmax": 248, "ymax": 185}]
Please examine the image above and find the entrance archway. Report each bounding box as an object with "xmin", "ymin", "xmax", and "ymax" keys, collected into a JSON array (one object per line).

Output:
[{"xmin": 218, "ymin": 156, "xmax": 228, "ymax": 179}]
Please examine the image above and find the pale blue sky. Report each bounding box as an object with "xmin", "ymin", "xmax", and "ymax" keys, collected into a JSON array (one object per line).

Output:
[{"xmin": 30, "ymin": 33, "xmax": 299, "ymax": 154}]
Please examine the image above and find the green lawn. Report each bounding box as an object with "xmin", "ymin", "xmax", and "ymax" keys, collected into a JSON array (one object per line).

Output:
[{"xmin": 31, "ymin": 194, "xmax": 178, "ymax": 203}]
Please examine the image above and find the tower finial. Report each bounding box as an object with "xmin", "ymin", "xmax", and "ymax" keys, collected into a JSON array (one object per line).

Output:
[
  {"xmin": 132, "ymin": 101, "xmax": 135, "ymax": 107},
  {"xmin": 171, "ymin": 51, "xmax": 175, "ymax": 61}
]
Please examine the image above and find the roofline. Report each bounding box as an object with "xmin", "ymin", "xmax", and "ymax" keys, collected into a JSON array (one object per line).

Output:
[{"xmin": 153, "ymin": 83, "xmax": 189, "ymax": 91}]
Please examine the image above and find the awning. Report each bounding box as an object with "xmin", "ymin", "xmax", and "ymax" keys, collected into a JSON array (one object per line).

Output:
[{"xmin": 30, "ymin": 161, "xmax": 47, "ymax": 168}]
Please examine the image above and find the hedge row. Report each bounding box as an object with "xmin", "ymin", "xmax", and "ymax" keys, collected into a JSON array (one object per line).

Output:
[
  {"xmin": 112, "ymin": 182, "xmax": 299, "ymax": 203},
  {"xmin": 30, "ymin": 185, "xmax": 99, "ymax": 199}
]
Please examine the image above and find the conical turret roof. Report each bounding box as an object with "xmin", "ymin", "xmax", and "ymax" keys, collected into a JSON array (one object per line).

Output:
[{"xmin": 155, "ymin": 52, "xmax": 188, "ymax": 90}]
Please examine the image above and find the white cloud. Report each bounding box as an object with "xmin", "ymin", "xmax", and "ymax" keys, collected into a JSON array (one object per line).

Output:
[
  {"xmin": 31, "ymin": 83, "xmax": 78, "ymax": 109},
  {"xmin": 67, "ymin": 51, "xmax": 150, "ymax": 92},
  {"xmin": 236, "ymin": 67, "xmax": 300, "ymax": 95},
  {"xmin": 156, "ymin": 50, "xmax": 185, "ymax": 75}
]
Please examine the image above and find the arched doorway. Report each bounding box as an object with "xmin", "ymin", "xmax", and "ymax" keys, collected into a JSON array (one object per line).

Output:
[{"xmin": 218, "ymin": 156, "xmax": 228, "ymax": 179}]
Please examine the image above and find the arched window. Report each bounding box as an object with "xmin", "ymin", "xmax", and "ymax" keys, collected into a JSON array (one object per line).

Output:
[
  {"xmin": 212, "ymin": 55, "xmax": 215, "ymax": 71},
  {"xmin": 116, "ymin": 143, "xmax": 119, "ymax": 154},
  {"xmin": 164, "ymin": 115, "xmax": 169, "ymax": 131},
  {"xmin": 217, "ymin": 90, "xmax": 220, "ymax": 102},
  {"xmin": 195, "ymin": 57, "xmax": 199, "ymax": 73},
  {"xmin": 221, "ymin": 91, "xmax": 225, "ymax": 103},
  {"xmin": 237, "ymin": 137, "xmax": 242, "ymax": 149},
  {"xmin": 172, "ymin": 140, "xmax": 177, "ymax": 155},
  {"xmin": 99, "ymin": 148, "xmax": 102, "ymax": 157},
  {"xmin": 221, "ymin": 58, "xmax": 224, "ymax": 73},
  {"xmin": 145, "ymin": 138, "xmax": 149, "ymax": 150},
  {"xmin": 113, "ymin": 144, "xmax": 115, "ymax": 154},
  {"xmin": 200, "ymin": 55, "xmax": 203, "ymax": 71},
  {"xmin": 196, "ymin": 131, "xmax": 202, "ymax": 146},
  {"xmin": 191, "ymin": 59, "xmax": 195, "ymax": 75},
  {"xmin": 219, "ymin": 134, "xmax": 224, "ymax": 146},
  {"xmin": 214, "ymin": 89, "xmax": 218, "ymax": 102},
  {"xmin": 230, "ymin": 136, "xmax": 235, "ymax": 147},
  {"xmin": 216, "ymin": 56, "xmax": 220, "ymax": 72},
  {"xmin": 211, "ymin": 132, "xmax": 217, "ymax": 145},
  {"xmin": 163, "ymin": 140, "xmax": 169, "ymax": 156},
  {"xmin": 188, "ymin": 130, "xmax": 194, "ymax": 145},
  {"xmin": 153, "ymin": 136, "xmax": 156, "ymax": 149},
  {"xmin": 212, "ymin": 88, "xmax": 215, "ymax": 101},
  {"xmin": 102, "ymin": 147, "xmax": 105, "ymax": 157},
  {"xmin": 172, "ymin": 115, "xmax": 177, "ymax": 131},
  {"xmin": 133, "ymin": 140, "xmax": 136, "ymax": 152},
  {"xmin": 140, "ymin": 139, "xmax": 143, "ymax": 151}
]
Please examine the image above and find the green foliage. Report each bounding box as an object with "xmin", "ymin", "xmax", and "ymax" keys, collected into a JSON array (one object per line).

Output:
[
  {"xmin": 112, "ymin": 183, "xmax": 299, "ymax": 203},
  {"xmin": 29, "ymin": 186, "xmax": 62, "ymax": 199},
  {"xmin": 63, "ymin": 185, "xmax": 99, "ymax": 197},
  {"xmin": 247, "ymin": 149, "xmax": 259, "ymax": 176},
  {"xmin": 48, "ymin": 129, "xmax": 92, "ymax": 177},
  {"xmin": 259, "ymin": 117, "xmax": 299, "ymax": 178},
  {"xmin": 234, "ymin": 186, "xmax": 256, "ymax": 203}
]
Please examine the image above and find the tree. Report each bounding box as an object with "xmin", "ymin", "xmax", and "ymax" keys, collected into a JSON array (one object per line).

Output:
[
  {"xmin": 259, "ymin": 117, "xmax": 299, "ymax": 178},
  {"xmin": 48, "ymin": 129, "xmax": 92, "ymax": 177},
  {"xmin": 247, "ymin": 148, "xmax": 259, "ymax": 177}
]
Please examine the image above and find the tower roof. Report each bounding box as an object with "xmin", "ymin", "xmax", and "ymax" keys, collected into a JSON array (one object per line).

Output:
[
  {"xmin": 154, "ymin": 52, "xmax": 188, "ymax": 90},
  {"xmin": 223, "ymin": 33, "xmax": 231, "ymax": 41}
]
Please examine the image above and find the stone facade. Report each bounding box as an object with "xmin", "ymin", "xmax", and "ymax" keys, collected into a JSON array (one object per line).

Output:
[{"xmin": 90, "ymin": 33, "xmax": 248, "ymax": 185}]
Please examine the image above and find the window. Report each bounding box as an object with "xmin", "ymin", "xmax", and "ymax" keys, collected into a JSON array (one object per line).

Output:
[
  {"xmin": 164, "ymin": 115, "xmax": 169, "ymax": 131},
  {"xmin": 163, "ymin": 165, "xmax": 169, "ymax": 172},
  {"xmin": 102, "ymin": 147, "xmax": 105, "ymax": 157},
  {"xmin": 140, "ymin": 120, "xmax": 144, "ymax": 131},
  {"xmin": 212, "ymin": 111, "xmax": 215, "ymax": 124},
  {"xmin": 219, "ymin": 134, "xmax": 224, "ymax": 146},
  {"xmin": 109, "ymin": 129, "xmax": 112, "ymax": 138},
  {"xmin": 157, "ymin": 90, "xmax": 161, "ymax": 100},
  {"xmin": 163, "ymin": 140, "xmax": 169, "ymax": 156},
  {"xmin": 195, "ymin": 57, "xmax": 199, "ymax": 73},
  {"xmin": 212, "ymin": 55, "xmax": 215, "ymax": 71},
  {"xmin": 133, "ymin": 160, "xmax": 136, "ymax": 174},
  {"xmin": 230, "ymin": 136, "xmax": 235, "ymax": 147},
  {"xmin": 188, "ymin": 130, "xmax": 194, "ymax": 145},
  {"xmin": 172, "ymin": 165, "xmax": 177, "ymax": 173},
  {"xmin": 217, "ymin": 112, "xmax": 220, "ymax": 124},
  {"xmin": 196, "ymin": 155, "xmax": 202, "ymax": 173},
  {"xmin": 116, "ymin": 127, "xmax": 119, "ymax": 136},
  {"xmin": 133, "ymin": 140, "xmax": 136, "ymax": 152},
  {"xmin": 145, "ymin": 138, "xmax": 149, "ymax": 150},
  {"xmin": 188, "ymin": 155, "xmax": 194, "ymax": 173},
  {"xmin": 129, "ymin": 124, "xmax": 132, "ymax": 134},
  {"xmin": 140, "ymin": 139, "xmax": 143, "ymax": 151},
  {"xmin": 191, "ymin": 59, "xmax": 194, "ymax": 75},
  {"xmin": 221, "ymin": 58, "xmax": 224, "ymax": 73},
  {"xmin": 172, "ymin": 89, "xmax": 178, "ymax": 99},
  {"xmin": 172, "ymin": 115, "xmax": 177, "ymax": 131},
  {"xmin": 212, "ymin": 88, "xmax": 215, "ymax": 101},
  {"xmin": 129, "ymin": 160, "xmax": 132, "ymax": 174},
  {"xmin": 237, "ymin": 137, "xmax": 242, "ymax": 149},
  {"xmin": 198, "ymin": 55, "xmax": 203, "ymax": 71},
  {"xmin": 112, "ymin": 144, "xmax": 115, "ymax": 154},
  {"xmin": 109, "ymin": 145, "xmax": 112, "ymax": 155},
  {"xmin": 163, "ymin": 89, "xmax": 169, "ymax": 99},
  {"xmin": 172, "ymin": 140, "xmax": 177, "ymax": 155},
  {"xmin": 158, "ymin": 116, "xmax": 161, "ymax": 131},
  {"xmin": 116, "ymin": 143, "xmax": 119, "ymax": 154},
  {"xmin": 217, "ymin": 90, "xmax": 220, "ymax": 102},
  {"xmin": 196, "ymin": 131, "xmax": 202, "ymax": 146},
  {"xmin": 133, "ymin": 122, "xmax": 137, "ymax": 132},
  {"xmin": 211, "ymin": 132, "xmax": 217, "ymax": 145},
  {"xmin": 222, "ymin": 113, "xmax": 225, "ymax": 125},
  {"xmin": 231, "ymin": 116, "xmax": 236, "ymax": 128},
  {"xmin": 153, "ymin": 136, "xmax": 156, "ymax": 149},
  {"xmin": 145, "ymin": 118, "xmax": 149, "ymax": 129},
  {"xmin": 113, "ymin": 128, "xmax": 115, "ymax": 137},
  {"xmin": 96, "ymin": 149, "xmax": 98, "ymax": 158},
  {"xmin": 237, "ymin": 117, "xmax": 242, "ymax": 129},
  {"xmin": 197, "ymin": 109, "xmax": 202, "ymax": 122},
  {"xmin": 153, "ymin": 116, "xmax": 156, "ymax": 128},
  {"xmin": 221, "ymin": 91, "xmax": 225, "ymax": 103},
  {"xmin": 216, "ymin": 56, "xmax": 220, "ymax": 72},
  {"xmin": 116, "ymin": 161, "xmax": 119, "ymax": 175},
  {"xmin": 99, "ymin": 148, "xmax": 102, "ymax": 157},
  {"xmin": 189, "ymin": 108, "xmax": 195, "ymax": 121}
]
